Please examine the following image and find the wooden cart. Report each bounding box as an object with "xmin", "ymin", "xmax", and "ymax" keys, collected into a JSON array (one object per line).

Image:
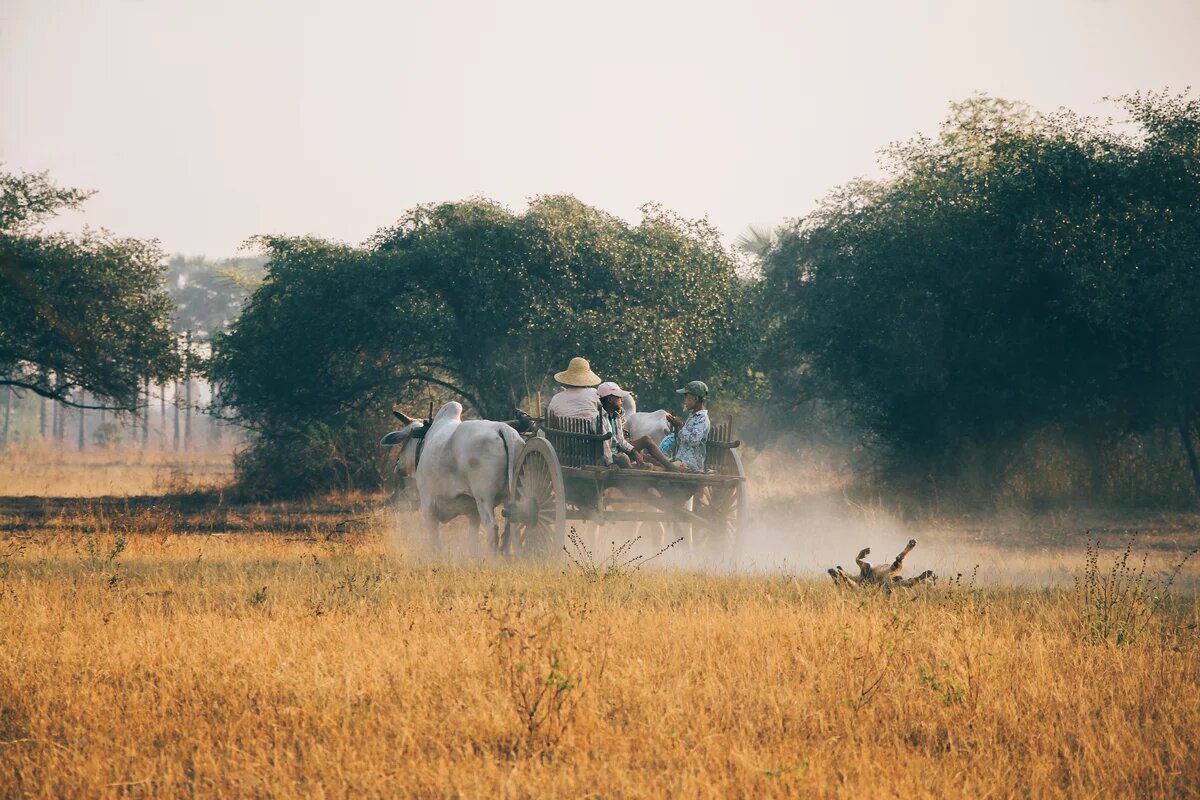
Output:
[{"xmin": 501, "ymin": 412, "xmax": 748, "ymax": 557}]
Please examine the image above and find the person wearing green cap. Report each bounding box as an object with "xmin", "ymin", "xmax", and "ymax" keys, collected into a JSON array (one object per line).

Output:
[{"xmin": 661, "ymin": 380, "xmax": 711, "ymax": 473}]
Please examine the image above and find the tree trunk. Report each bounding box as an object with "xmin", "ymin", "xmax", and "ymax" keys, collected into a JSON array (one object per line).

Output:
[
  {"xmin": 142, "ymin": 377, "xmax": 150, "ymax": 448},
  {"xmin": 208, "ymin": 381, "xmax": 221, "ymax": 447},
  {"xmin": 1, "ymin": 386, "xmax": 11, "ymax": 449},
  {"xmin": 173, "ymin": 380, "xmax": 181, "ymax": 451},
  {"xmin": 185, "ymin": 377, "xmax": 193, "ymax": 452},
  {"xmin": 78, "ymin": 390, "xmax": 86, "ymax": 451},
  {"xmin": 184, "ymin": 331, "xmax": 193, "ymax": 451},
  {"xmin": 1179, "ymin": 416, "xmax": 1200, "ymax": 500}
]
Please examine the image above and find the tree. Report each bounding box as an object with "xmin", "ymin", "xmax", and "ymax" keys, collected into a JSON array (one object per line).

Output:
[
  {"xmin": 0, "ymin": 168, "xmax": 180, "ymax": 409},
  {"xmin": 212, "ymin": 196, "xmax": 752, "ymax": 494},
  {"xmin": 1085, "ymin": 91, "xmax": 1200, "ymax": 490},
  {"xmin": 734, "ymin": 224, "xmax": 776, "ymax": 261},
  {"xmin": 763, "ymin": 92, "xmax": 1200, "ymax": 498},
  {"xmin": 165, "ymin": 254, "xmax": 266, "ymax": 338},
  {"xmin": 371, "ymin": 196, "xmax": 749, "ymax": 415}
]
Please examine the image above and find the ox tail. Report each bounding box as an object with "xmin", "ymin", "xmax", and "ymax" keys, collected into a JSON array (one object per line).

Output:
[
  {"xmin": 498, "ymin": 427, "xmax": 518, "ymax": 556},
  {"xmin": 499, "ymin": 427, "xmax": 516, "ymax": 499}
]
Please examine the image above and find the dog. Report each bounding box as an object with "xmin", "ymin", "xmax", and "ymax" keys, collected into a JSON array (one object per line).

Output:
[{"xmin": 828, "ymin": 539, "xmax": 934, "ymax": 590}]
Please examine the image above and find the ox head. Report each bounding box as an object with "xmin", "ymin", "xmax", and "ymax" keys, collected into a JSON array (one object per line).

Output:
[{"xmin": 380, "ymin": 408, "xmax": 429, "ymax": 476}]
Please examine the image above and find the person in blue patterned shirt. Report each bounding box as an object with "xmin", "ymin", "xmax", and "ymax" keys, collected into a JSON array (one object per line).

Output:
[{"xmin": 662, "ymin": 380, "xmax": 711, "ymax": 473}]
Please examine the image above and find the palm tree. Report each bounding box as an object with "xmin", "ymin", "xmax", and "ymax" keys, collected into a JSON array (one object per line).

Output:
[{"xmin": 734, "ymin": 224, "xmax": 776, "ymax": 260}]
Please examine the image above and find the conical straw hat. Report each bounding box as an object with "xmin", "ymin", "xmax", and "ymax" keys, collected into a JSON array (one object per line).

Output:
[{"xmin": 554, "ymin": 357, "xmax": 602, "ymax": 387}]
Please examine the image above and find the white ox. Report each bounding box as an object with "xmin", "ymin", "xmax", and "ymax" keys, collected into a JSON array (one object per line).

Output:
[{"xmin": 381, "ymin": 401, "xmax": 523, "ymax": 553}]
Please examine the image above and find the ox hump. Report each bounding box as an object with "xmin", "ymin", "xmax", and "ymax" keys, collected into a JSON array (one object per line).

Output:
[{"xmin": 433, "ymin": 402, "xmax": 464, "ymax": 424}]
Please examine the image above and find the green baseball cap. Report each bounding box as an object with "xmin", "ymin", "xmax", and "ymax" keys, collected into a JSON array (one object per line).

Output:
[{"xmin": 676, "ymin": 380, "xmax": 709, "ymax": 398}]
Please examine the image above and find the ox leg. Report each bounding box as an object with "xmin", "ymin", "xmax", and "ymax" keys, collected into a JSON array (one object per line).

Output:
[
  {"xmin": 586, "ymin": 520, "xmax": 605, "ymax": 554},
  {"xmin": 500, "ymin": 518, "xmax": 513, "ymax": 556},
  {"xmin": 676, "ymin": 496, "xmax": 700, "ymax": 549},
  {"xmin": 636, "ymin": 520, "xmax": 668, "ymax": 550},
  {"xmin": 421, "ymin": 504, "xmax": 442, "ymax": 552},
  {"xmin": 475, "ymin": 498, "xmax": 501, "ymax": 556},
  {"xmin": 464, "ymin": 510, "xmax": 483, "ymax": 558}
]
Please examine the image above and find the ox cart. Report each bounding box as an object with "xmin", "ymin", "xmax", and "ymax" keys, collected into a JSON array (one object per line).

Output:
[{"xmin": 501, "ymin": 413, "xmax": 748, "ymax": 557}]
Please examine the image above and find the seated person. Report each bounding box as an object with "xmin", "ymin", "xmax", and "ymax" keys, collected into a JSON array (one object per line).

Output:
[
  {"xmin": 546, "ymin": 357, "xmax": 602, "ymax": 424},
  {"xmin": 661, "ymin": 380, "xmax": 711, "ymax": 473},
  {"xmin": 596, "ymin": 382, "xmax": 676, "ymax": 470}
]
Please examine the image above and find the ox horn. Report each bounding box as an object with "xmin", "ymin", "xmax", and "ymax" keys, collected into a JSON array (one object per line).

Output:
[{"xmin": 392, "ymin": 408, "xmax": 414, "ymax": 425}]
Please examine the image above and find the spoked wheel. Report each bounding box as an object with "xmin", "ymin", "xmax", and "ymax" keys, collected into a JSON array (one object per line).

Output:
[
  {"xmin": 502, "ymin": 437, "xmax": 567, "ymax": 559},
  {"xmin": 692, "ymin": 449, "xmax": 749, "ymax": 553}
]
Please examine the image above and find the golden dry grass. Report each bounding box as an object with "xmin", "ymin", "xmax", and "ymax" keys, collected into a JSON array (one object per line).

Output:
[
  {"xmin": 0, "ymin": 449, "xmax": 1198, "ymax": 798},
  {"xmin": 0, "ymin": 510, "xmax": 1196, "ymax": 798}
]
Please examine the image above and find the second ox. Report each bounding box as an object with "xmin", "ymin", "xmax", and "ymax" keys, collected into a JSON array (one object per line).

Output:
[{"xmin": 621, "ymin": 394, "xmax": 673, "ymax": 450}]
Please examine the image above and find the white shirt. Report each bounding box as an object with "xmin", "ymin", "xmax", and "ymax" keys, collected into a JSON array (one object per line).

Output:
[{"xmin": 547, "ymin": 387, "xmax": 601, "ymax": 422}]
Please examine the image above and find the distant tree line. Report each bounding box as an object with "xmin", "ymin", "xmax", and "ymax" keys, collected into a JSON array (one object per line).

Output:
[
  {"xmin": 4, "ymin": 90, "xmax": 1198, "ymax": 504},
  {"xmin": 0, "ymin": 169, "xmax": 261, "ymax": 450},
  {"xmin": 166, "ymin": 254, "xmax": 265, "ymax": 339},
  {"xmin": 0, "ymin": 169, "xmax": 179, "ymax": 410}
]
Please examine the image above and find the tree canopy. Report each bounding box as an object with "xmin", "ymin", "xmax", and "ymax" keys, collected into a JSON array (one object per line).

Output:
[
  {"xmin": 763, "ymin": 91, "xmax": 1200, "ymax": 492},
  {"xmin": 0, "ymin": 168, "xmax": 180, "ymax": 409}
]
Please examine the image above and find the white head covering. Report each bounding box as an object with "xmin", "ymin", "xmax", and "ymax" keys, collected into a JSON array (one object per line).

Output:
[{"xmin": 596, "ymin": 381, "xmax": 631, "ymax": 399}]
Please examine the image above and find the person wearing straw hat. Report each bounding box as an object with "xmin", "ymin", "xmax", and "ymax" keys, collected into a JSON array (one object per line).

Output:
[{"xmin": 546, "ymin": 356, "xmax": 603, "ymax": 424}]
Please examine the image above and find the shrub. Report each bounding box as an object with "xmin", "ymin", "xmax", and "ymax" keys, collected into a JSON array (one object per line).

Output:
[{"xmin": 1074, "ymin": 533, "xmax": 1197, "ymax": 645}]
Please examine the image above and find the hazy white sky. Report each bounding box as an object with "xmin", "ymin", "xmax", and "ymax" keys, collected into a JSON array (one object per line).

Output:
[{"xmin": 2, "ymin": 0, "xmax": 1197, "ymax": 257}]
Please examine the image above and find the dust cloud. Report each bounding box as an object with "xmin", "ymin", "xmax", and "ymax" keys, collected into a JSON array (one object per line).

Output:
[{"xmin": 380, "ymin": 447, "xmax": 1200, "ymax": 591}]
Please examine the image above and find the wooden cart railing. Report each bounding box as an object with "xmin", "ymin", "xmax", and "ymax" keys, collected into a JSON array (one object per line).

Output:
[
  {"xmin": 543, "ymin": 411, "xmax": 739, "ymax": 473},
  {"xmin": 543, "ymin": 412, "xmax": 610, "ymax": 468}
]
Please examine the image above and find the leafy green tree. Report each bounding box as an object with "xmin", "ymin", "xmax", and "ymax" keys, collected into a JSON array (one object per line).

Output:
[
  {"xmin": 212, "ymin": 196, "xmax": 751, "ymax": 494},
  {"xmin": 0, "ymin": 168, "xmax": 180, "ymax": 409},
  {"xmin": 764, "ymin": 92, "xmax": 1200, "ymax": 497},
  {"xmin": 367, "ymin": 196, "xmax": 748, "ymax": 415},
  {"xmin": 1082, "ymin": 90, "xmax": 1200, "ymax": 488}
]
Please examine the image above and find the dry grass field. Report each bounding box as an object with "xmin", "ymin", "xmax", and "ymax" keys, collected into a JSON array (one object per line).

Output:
[
  {"xmin": 0, "ymin": 443, "xmax": 234, "ymax": 497},
  {"xmin": 0, "ymin": 449, "xmax": 1197, "ymax": 798}
]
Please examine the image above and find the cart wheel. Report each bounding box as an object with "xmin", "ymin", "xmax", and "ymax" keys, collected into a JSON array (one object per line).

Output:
[
  {"xmin": 503, "ymin": 437, "xmax": 567, "ymax": 558},
  {"xmin": 694, "ymin": 449, "xmax": 749, "ymax": 552}
]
